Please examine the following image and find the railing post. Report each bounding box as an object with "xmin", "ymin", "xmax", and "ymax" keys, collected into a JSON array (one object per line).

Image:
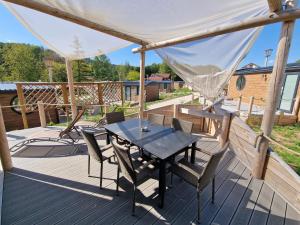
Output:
[
  {"xmin": 173, "ymin": 104, "xmax": 178, "ymax": 118},
  {"xmin": 292, "ymin": 96, "xmax": 300, "ymax": 117},
  {"xmin": 248, "ymin": 96, "xmax": 254, "ymax": 116},
  {"xmin": 219, "ymin": 112, "xmax": 231, "ymax": 148},
  {"xmin": 237, "ymin": 94, "xmax": 242, "ymax": 111},
  {"xmin": 120, "ymin": 82, "xmax": 124, "ymax": 106},
  {"xmin": 98, "ymin": 83, "xmax": 103, "ymax": 105},
  {"xmin": 0, "ymin": 105, "xmax": 12, "ymax": 171},
  {"xmin": 16, "ymin": 83, "xmax": 28, "ymax": 129},
  {"xmin": 37, "ymin": 101, "xmax": 47, "ymax": 128}
]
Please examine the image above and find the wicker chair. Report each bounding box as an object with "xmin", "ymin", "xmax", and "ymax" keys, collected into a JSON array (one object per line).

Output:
[
  {"xmin": 81, "ymin": 129, "xmax": 115, "ymax": 189},
  {"xmin": 171, "ymin": 142, "xmax": 229, "ymax": 223},
  {"xmin": 106, "ymin": 111, "xmax": 125, "ymax": 124},
  {"xmin": 148, "ymin": 113, "xmax": 165, "ymax": 126},
  {"xmin": 111, "ymin": 138, "xmax": 156, "ymax": 216},
  {"xmin": 172, "ymin": 118, "xmax": 193, "ymax": 133}
]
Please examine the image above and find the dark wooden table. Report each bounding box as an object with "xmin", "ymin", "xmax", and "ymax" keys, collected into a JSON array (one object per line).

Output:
[{"xmin": 104, "ymin": 118, "xmax": 198, "ymax": 208}]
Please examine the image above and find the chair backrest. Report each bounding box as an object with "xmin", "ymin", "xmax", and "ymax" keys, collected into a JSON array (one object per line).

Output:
[
  {"xmin": 172, "ymin": 118, "xmax": 193, "ymax": 133},
  {"xmin": 59, "ymin": 108, "xmax": 85, "ymax": 138},
  {"xmin": 198, "ymin": 142, "xmax": 229, "ymax": 191},
  {"xmin": 148, "ymin": 113, "xmax": 165, "ymax": 125},
  {"xmin": 111, "ymin": 138, "xmax": 136, "ymax": 183},
  {"xmin": 106, "ymin": 112, "xmax": 125, "ymax": 124},
  {"xmin": 81, "ymin": 129, "xmax": 103, "ymax": 161}
]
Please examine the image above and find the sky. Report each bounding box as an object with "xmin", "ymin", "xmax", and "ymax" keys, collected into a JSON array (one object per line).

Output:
[{"xmin": 0, "ymin": 3, "xmax": 299, "ymax": 68}]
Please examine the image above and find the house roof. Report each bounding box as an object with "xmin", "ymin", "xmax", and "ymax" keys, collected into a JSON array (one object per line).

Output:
[
  {"xmin": 235, "ymin": 63, "xmax": 300, "ymax": 75},
  {"xmin": 0, "ymin": 83, "xmax": 17, "ymax": 93}
]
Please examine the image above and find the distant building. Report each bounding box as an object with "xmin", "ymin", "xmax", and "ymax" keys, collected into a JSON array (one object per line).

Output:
[
  {"xmin": 241, "ymin": 63, "xmax": 260, "ymax": 69},
  {"xmin": 0, "ymin": 82, "xmax": 59, "ymax": 131},
  {"xmin": 228, "ymin": 63, "xmax": 300, "ymax": 118},
  {"xmin": 148, "ymin": 73, "xmax": 171, "ymax": 81}
]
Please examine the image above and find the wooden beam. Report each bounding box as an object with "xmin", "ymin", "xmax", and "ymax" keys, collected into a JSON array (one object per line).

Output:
[
  {"xmin": 65, "ymin": 59, "xmax": 77, "ymax": 120},
  {"xmin": 4, "ymin": 0, "xmax": 146, "ymax": 45},
  {"xmin": 253, "ymin": 2, "xmax": 297, "ymax": 179},
  {"xmin": 0, "ymin": 106, "xmax": 12, "ymax": 171},
  {"xmin": 139, "ymin": 51, "xmax": 145, "ymax": 119},
  {"xmin": 16, "ymin": 83, "xmax": 28, "ymax": 129},
  {"xmin": 132, "ymin": 9, "xmax": 300, "ymax": 53},
  {"xmin": 267, "ymin": 0, "xmax": 282, "ymax": 13},
  {"xmin": 37, "ymin": 101, "xmax": 46, "ymax": 128}
]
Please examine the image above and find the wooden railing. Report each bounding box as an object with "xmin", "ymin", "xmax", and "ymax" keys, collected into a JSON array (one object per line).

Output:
[{"xmin": 15, "ymin": 82, "xmax": 124, "ymax": 129}]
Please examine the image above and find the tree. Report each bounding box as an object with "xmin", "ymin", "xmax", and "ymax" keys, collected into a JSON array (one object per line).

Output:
[
  {"xmin": 73, "ymin": 59, "xmax": 93, "ymax": 82},
  {"xmin": 0, "ymin": 43, "xmax": 47, "ymax": 81},
  {"xmin": 92, "ymin": 55, "xmax": 117, "ymax": 81},
  {"xmin": 126, "ymin": 70, "xmax": 140, "ymax": 81},
  {"xmin": 145, "ymin": 63, "xmax": 159, "ymax": 75},
  {"xmin": 52, "ymin": 62, "xmax": 67, "ymax": 82}
]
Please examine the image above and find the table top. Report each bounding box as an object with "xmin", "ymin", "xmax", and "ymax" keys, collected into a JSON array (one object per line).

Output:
[{"xmin": 104, "ymin": 118, "xmax": 198, "ymax": 160}]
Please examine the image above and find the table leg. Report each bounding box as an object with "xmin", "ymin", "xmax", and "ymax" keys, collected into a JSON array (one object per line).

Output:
[
  {"xmin": 191, "ymin": 142, "xmax": 196, "ymax": 164},
  {"xmin": 159, "ymin": 159, "xmax": 166, "ymax": 208}
]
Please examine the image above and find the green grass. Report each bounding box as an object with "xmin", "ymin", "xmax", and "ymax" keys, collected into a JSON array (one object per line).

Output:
[
  {"xmin": 249, "ymin": 124, "xmax": 300, "ymax": 175},
  {"xmin": 146, "ymin": 88, "xmax": 192, "ymax": 107}
]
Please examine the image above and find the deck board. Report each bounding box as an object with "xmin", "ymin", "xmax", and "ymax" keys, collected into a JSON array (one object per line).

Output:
[{"xmin": 2, "ymin": 139, "xmax": 299, "ymax": 225}]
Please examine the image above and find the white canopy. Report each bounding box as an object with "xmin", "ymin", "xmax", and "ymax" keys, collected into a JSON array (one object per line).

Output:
[{"xmin": 1, "ymin": 0, "xmax": 269, "ymax": 98}]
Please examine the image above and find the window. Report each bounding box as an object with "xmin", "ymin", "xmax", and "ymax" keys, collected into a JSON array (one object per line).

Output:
[
  {"xmin": 125, "ymin": 86, "xmax": 131, "ymax": 101},
  {"xmin": 236, "ymin": 75, "xmax": 246, "ymax": 91},
  {"xmin": 164, "ymin": 83, "xmax": 168, "ymax": 89},
  {"xmin": 10, "ymin": 95, "xmax": 35, "ymax": 114},
  {"xmin": 136, "ymin": 86, "xmax": 139, "ymax": 95}
]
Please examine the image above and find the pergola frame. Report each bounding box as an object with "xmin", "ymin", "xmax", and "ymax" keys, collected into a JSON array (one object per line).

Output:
[{"xmin": 0, "ymin": 0, "xmax": 298, "ymax": 179}]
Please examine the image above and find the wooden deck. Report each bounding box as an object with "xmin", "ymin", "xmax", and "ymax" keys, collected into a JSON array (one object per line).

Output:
[{"xmin": 2, "ymin": 139, "xmax": 300, "ymax": 225}]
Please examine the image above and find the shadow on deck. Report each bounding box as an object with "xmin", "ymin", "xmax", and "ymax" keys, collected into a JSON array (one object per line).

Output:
[{"xmin": 2, "ymin": 142, "xmax": 300, "ymax": 225}]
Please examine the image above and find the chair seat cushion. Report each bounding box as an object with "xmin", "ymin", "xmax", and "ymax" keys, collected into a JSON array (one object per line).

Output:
[{"xmin": 172, "ymin": 158, "xmax": 204, "ymax": 187}]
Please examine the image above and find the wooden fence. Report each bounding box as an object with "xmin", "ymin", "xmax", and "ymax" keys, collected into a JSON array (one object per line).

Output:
[{"xmin": 15, "ymin": 82, "xmax": 124, "ymax": 129}]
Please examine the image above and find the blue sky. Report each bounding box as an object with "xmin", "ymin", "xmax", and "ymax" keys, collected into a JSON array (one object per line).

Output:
[{"xmin": 0, "ymin": 4, "xmax": 299, "ymax": 67}]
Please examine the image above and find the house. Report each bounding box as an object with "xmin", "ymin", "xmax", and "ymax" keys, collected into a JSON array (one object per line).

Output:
[
  {"xmin": 227, "ymin": 63, "xmax": 300, "ymax": 117},
  {"xmin": 123, "ymin": 81, "xmax": 160, "ymax": 102},
  {"xmin": 148, "ymin": 73, "xmax": 171, "ymax": 81},
  {"xmin": 0, "ymin": 82, "xmax": 59, "ymax": 131}
]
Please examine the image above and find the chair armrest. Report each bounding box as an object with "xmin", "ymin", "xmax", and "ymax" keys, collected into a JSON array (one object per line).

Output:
[
  {"xmin": 135, "ymin": 159, "xmax": 157, "ymax": 174},
  {"xmin": 94, "ymin": 131, "xmax": 108, "ymax": 137}
]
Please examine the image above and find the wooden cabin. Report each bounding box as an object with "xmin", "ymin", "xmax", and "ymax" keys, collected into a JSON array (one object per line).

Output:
[
  {"xmin": 123, "ymin": 81, "xmax": 160, "ymax": 102},
  {"xmin": 0, "ymin": 83, "xmax": 59, "ymax": 131},
  {"xmin": 228, "ymin": 63, "xmax": 300, "ymax": 120}
]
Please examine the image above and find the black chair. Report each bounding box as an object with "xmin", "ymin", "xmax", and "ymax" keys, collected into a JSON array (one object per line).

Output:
[
  {"xmin": 148, "ymin": 113, "xmax": 165, "ymax": 125},
  {"xmin": 111, "ymin": 138, "xmax": 157, "ymax": 216},
  {"xmin": 172, "ymin": 118, "xmax": 193, "ymax": 133},
  {"xmin": 106, "ymin": 111, "xmax": 125, "ymax": 124},
  {"xmin": 171, "ymin": 142, "xmax": 229, "ymax": 224},
  {"xmin": 81, "ymin": 129, "xmax": 115, "ymax": 189},
  {"xmin": 172, "ymin": 118, "xmax": 193, "ymax": 159}
]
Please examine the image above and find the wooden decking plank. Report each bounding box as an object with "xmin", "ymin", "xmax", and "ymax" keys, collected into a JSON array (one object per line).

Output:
[
  {"xmin": 229, "ymin": 177, "xmax": 264, "ymax": 225},
  {"xmin": 211, "ymin": 168, "xmax": 252, "ymax": 225},
  {"xmin": 284, "ymin": 204, "xmax": 300, "ymax": 225},
  {"xmin": 248, "ymin": 183, "xmax": 275, "ymax": 225},
  {"xmin": 194, "ymin": 162, "xmax": 246, "ymax": 224},
  {"xmin": 54, "ymin": 178, "xmax": 156, "ymax": 225},
  {"xmin": 171, "ymin": 154, "xmax": 239, "ymax": 225},
  {"xmin": 267, "ymin": 193, "xmax": 287, "ymax": 225}
]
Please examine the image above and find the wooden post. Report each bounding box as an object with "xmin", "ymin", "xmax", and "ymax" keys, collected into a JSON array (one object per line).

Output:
[
  {"xmin": 61, "ymin": 83, "xmax": 69, "ymax": 118},
  {"xmin": 219, "ymin": 113, "xmax": 231, "ymax": 148},
  {"xmin": 248, "ymin": 96, "xmax": 255, "ymax": 116},
  {"xmin": 97, "ymin": 83, "xmax": 103, "ymax": 105},
  {"xmin": 253, "ymin": 1, "xmax": 297, "ymax": 179},
  {"xmin": 65, "ymin": 59, "xmax": 77, "ymax": 120},
  {"xmin": 37, "ymin": 101, "xmax": 46, "ymax": 128},
  {"xmin": 0, "ymin": 106, "xmax": 12, "ymax": 171},
  {"xmin": 292, "ymin": 96, "xmax": 300, "ymax": 116},
  {"xmin": 173, "ymin": 104, "xmax": 178, "ymax": 118},
  {"xmin": 237, "ymin": 94, "xmax": 242, "ymax": 111},
  {"xmin": 120, "ymin": 82, "xmax": 124, "ymax": 106},
  {"xmin": 16, "ymin": 83, "xmax": 28, "ymax": 129},
  {"xmin": 139, "ymin": 51, "xmax": 145, "ymax": 119}
]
